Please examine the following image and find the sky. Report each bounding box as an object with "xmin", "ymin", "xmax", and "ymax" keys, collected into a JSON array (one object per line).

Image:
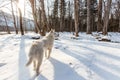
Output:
[{"xmin": 0, "ymin": 0, "xmax": 54, "ymax": 19}]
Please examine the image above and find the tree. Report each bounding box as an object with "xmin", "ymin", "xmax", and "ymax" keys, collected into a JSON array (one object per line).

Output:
[
  {"xmin": 74, "ymin": 0, "xmax": 79, "ymax": 36},
  {"xmin": 60, "ymin": 0, "xmax": 66, "ymax": 32},
  {"xmin": 0, "ymin": 0, "xmax": 10, "ymax": 9},
  {"xmin": 2, "ymin": 11, "xmax": 10, "ymax": 34},
  {"xmin": 23, "ymin": 0, "xmax": 27, "ymax": 33},
  {"xmin": 39, "ymin": 0, "xmax": 48, "ymax": 36},
  {"xmin": 29, "ymin": 0, "xmax": 41, "ymax": 34},
  {"xmin": 11, "ymin": 0, "xmax": 18, "ymax": 34},
  {"xmin": 17, "ymin": 0, "xmax": 24, "ymax": 35},
  {"xmin": 67, "ymin": 1, "xmax": 73, "ymax": 32},
  {"xmin": 117, "ymin": 1, "xmax": 120, "ymax": 32},
  {"xmin": 97, "ymin": 0, "xmax": 103, "ymax": 32},
  {"xmin": 29, "ymin": 0, "xmax": 48, "ymax": 36},
  {"xmin": 18, "ymin": 8, "xmax": 24, "ymax": 35},
  {"xmin": 103, "ymin": 0, "xmax": 112, "ymax": 35},
  {"xmin": 52, "ymin": 0, "xmax": 59, "ymax": 30},
  {"xmin": 86, "ymin": 0, "xmax": 92, "ymax": 34},
  {"xmin": 91, "ymin": 0, "xmax": 97, "ymax": 31}
]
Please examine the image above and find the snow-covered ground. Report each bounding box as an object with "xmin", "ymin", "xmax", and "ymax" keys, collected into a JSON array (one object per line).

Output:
[{"xmin": 0, "ymin": 32, "xmax": 120, "ymax": 80}]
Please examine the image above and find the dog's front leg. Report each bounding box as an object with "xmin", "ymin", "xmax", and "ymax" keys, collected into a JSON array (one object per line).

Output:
[
  {"xmin": 47, "ymin": 48, "xmax": 52, "ymax": 59},
  {"xmin": 33, "ymin": 60, "xmax": 36, "ymax": 71},
  {"xmin": 36, "ymin": 61, "xmax": 41, "ymax": 76},
  {"xmin": 44, "ymin": 49, "xmax": 48, "ymax": 58}
]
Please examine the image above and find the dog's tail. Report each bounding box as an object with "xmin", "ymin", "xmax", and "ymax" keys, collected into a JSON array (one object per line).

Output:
[{"xmin": 26, "ymin": 57, "xmax": 32, "ymax": 66}]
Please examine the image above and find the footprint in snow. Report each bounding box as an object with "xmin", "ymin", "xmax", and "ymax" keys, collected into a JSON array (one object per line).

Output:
[
  {"xmin": 0, "ymin": 63, "xmax": 6, "ymax": 67},
  {"xmin": 14, "ymin": 43, "xmax": 18, "ymax": 46}
]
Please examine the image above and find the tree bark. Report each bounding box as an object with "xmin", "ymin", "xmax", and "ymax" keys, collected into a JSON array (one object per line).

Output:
[
  {"xmin": 86, "ymin": 0, "xmax": 92, "ymax": 34},
  {"xmin": 18, "ymin": 7, "xmax": 24, "ymax": 35},
  {"xmin": 74, "ymin": 0, "xmax": 79, "ymax": 36},
  {"xmin": 118, "ymin": 14, "xmax": 120, "ymax": 32},
  {"xmin": 68, "ymin": 1, "xmax": 72, "ymax": 32},
  {"xmin": 2, "ymin": 11, "xmax": 10, "ymax": 34},
  {"xmin": 29, "ymin": 0, "xmax": 41, "ymax": 34},
  {"xmin": 60, "ymin": 0, "xmax": 65, "ymax": 32},
  {"xmin": 39, "ymin": 0, "xmax": 48, "ymax": 36},
  {"xmin": 103, "ymin": 0, "xmax": 112, "ymax": 35},
  {"xmin": 97, "ymin": 0, "xmax": 103, "ymax": 32},
  {"xmin": 11, "ymin": 0, "xmax": 18, "ymax": 34},
  {"xmin": 118, "ymin": 1, "xmax": 120, "ymax": 32},
  {"xmin": 53, "ymin": 0, "xmax": 58, "ymax": 30}
]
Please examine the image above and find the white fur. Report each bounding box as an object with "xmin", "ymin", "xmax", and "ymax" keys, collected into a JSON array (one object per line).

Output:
[{"xmin": 26, "ymin": 29, "xmax": 55, "ymax": 75}]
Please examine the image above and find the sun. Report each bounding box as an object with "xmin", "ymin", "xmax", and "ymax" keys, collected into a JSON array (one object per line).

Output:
[{"xmin": 18, "ymin": 0, "xmax": 25, "ymax": 14}]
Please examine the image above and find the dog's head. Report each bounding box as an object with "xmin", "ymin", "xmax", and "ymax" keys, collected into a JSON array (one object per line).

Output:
[
  {"xmin": 49, "ymin": 29, "xmax": 55, "ymax": 35},
  {"xmin": 50, "ymin": 29, "xmax": 55, "ymax": 33},
  {"xmin": 46, "ymin": 29, "xmax": 55, "ymax": 38}
]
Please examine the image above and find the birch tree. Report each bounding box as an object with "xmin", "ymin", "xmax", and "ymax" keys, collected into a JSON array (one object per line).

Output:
[
  {"xmin": 86, "ymin": 0, "xmax": 92, "ymax": 34},
  {"xmin": 60, "ymin": 0, "xmax": 66, "ymax": 32},
  {"xmin": 53, "ymin": 0, "xmax": 58, "ymax": 29},
  {"xmin": 29, "ymin": 0, "xmax": 41, "ymax": 33},
  {"xmin": 11, "ymin": 0, "xmax": 18, "ymax": 34},
  {"xmin": 103, "ymin": 0, "xmax": 112, "ymax": 35},
  {"xmin": 39, "ymin": 0, "xmax": 48, "ymax": 36},
  {"xmin": 97, "ymin": 0, "xmax": 103, "ymax": 32},
  {"xmin": 117, "ymin": 1, "xmax": 120, "ymax": 32},
  {"xmin": 74, "ymin": 0, "xmax": 79, "ymax": 36},
  {"xmin": 2, "ymin": 11, "xmax": 10, "ymax": 34},
  {"xmin": 17, "ymin": 0, "xmax": 24, "ymax": 35}
]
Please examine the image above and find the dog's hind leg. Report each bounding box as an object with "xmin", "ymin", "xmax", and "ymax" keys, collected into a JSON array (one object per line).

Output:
[
  {"xmin": 36, "ymin": 52, "xmax": 43, "ymax": 76},
  {"xmin": 26, "ymin": 57, "xmax": 33, "ymax": 66},
  {"xmin": 33, "ymin": 60, "xmax": 36, "ymax": 71},
  {"xmin": 36, "ymin": 60, "xmax": 42, "ymax": 76}
]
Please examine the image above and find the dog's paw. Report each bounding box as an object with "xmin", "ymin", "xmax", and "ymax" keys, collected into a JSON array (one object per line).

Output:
[
  {"xmin": 26, "ymin": 63, "xmax": 29, "ymax": 67},
  {"xmin": 36, "ymin": 72, "xmax": 40, "ymax": 76},
  {"xmin": 33, "ymin": 68, "xmax": 36, "ymax": 71}
]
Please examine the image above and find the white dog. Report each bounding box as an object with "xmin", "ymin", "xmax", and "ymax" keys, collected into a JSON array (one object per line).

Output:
[{"xmin": 26, "ymin": 29, "xmax": 55, "ymax": 75}]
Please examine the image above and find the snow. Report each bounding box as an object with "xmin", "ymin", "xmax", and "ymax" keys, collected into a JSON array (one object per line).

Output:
[{"xmin": 0, "ymin": 32, "xmax": 120, "ymax": 80}]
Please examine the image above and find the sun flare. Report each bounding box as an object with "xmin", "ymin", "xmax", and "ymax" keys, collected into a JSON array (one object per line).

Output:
[{"xmin": 18, "ymin": 0, "xmax": 25, "ymax": 14}]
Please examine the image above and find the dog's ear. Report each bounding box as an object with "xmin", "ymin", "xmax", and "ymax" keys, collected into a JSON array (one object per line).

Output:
[{"xmin": 51, "ymin": 28, "xmax": 55, "ymax": 33}]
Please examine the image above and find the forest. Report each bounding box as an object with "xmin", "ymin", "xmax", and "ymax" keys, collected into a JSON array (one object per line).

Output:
[
  {"xmin": 0, "ymin": 0, "xmax": 119, "ymax": 36},
  {"xmin": 0, "ymin": 0, "xmax": 120, "ymax": 80}
]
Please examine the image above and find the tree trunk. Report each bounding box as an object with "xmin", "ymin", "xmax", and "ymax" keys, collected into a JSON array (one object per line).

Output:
[
  {"xmin": 68, "ymin": 1, "xmax": 70, "ymax": 32},
  {"xmin": 18, "ymin": 7, "xmax": 24, "ymax": 35},
  {"xmin": 118, "ymin": 1, "xmax": 120, "ymax": 32},
  {"xmin": 118, "ymin": 16, "xmax": 120, "ymax": 32},
  {"xmin": 103, "ymin": 0, "xmax": 112, "ymax": 35},
  {"xmin": 53, "ymin": 0, "xmax": 58, "ymax": 30},
  {"xmin": 11, "ymin": 0, "xmax": 18, "ymax": 34},
  {"xmin": 40, "ymin": 0, "xmax": 48, "ymax": 36},
  {"xmin": 60, "ymin": 0, "xmax": 65, "ymax": 32},
  {"xmin": 97, "ymin": 0, "xmax": 103, "ymax": 32},
  {"xmin": 47, "ymin": 0, "xmax": 50, "ymax": 29},
  {"xmin": 2, "ymin": 11, "xmax": 10, "ymax": 34},
  {"xmin": 86, "ymin": 0, "xmax": 92, "ymax": 34},
  {"xmin": 29, "ymin": 0, "xmax": 41, "ymax": 34},
  {"xmin": 68, "ymin": 1, "xmax": 72, "ymax": 32},
  {"xmin": 24, "ymin": 0, "xmax": 27, "ymax": 33},
  {"xmin": 37, "ymin": 8, "xmax": 42, "ymax": 33},
  {"xmin": 74, "ymin": 0, "xmax": 79, "ymax": 36}
]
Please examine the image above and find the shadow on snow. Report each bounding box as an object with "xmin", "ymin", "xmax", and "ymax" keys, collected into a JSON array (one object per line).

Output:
[
  {"xmin": 49, "ymin": 57, "xmax": 85, "ymax": 80},
  {"xmin": 59, "ymin": 46, "xmax": 120, "ymax": 80}
]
